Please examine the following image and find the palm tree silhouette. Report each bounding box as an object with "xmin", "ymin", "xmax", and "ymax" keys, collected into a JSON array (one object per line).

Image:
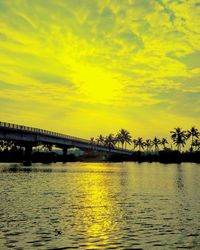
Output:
[
  {"xmin": 145, "ymin": 139, "xmax": 152, "ymax": 152},
  {"xmin": 152, "ymin": 137, "xmax": 161, "ymax": 151},
  {"xmin": 170, "ymin": 127, "xmax": 187, "ymax": 152},
  {"xmin": 161, "ymin": 138, "xmax": 168, "ymax": 150},
  {"xmin": 187, "ymin": 126, "xmax": 199, "ymax": 151},
  {"xmin": 115, "ymin": 133, "xmax": 122, "ymax": 148},
  {"xmin": 133, "ymin": 137, "xmax": 144, "ymax": 151},
  {"xmin": 192, "ymin": 139, "xmax": 200, "ymax": 151},
  {"xmin": 89, "ymin": 125, "xmax": 200, "ymax": 155},
  {"xmin": 117, "ymin": 129, "xmax": 132, "ymax": 149},
  {"xmin": 96, "ymin": 134, "xmax": 105, "ymax": 146},
  {"xmin": 132, "ymin": 139, "xmax": 137, "ymax": 150},
  {"xmin": 104, "ymin": 134, "xmax": 116, "ymax": 151}
]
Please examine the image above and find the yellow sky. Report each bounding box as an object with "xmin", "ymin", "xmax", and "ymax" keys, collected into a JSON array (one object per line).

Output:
[{"xmin": 0, "ymin": 0, "xmax": 200, "ymax": 140}]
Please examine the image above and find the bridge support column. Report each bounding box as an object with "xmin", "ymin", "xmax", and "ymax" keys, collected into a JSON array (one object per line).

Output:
[
  {"xmin": 62, "ymin": 147, "xmax": 68, "ymax": 162},
  {"xmin": 23, "ymin": 144, "xmax": 32, "ymax": 166}
]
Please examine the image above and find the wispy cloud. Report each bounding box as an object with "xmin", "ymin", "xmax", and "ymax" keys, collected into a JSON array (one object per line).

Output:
[{"xmin": 0, "ymin": 0, "xmax": 199, "ymax": 138}]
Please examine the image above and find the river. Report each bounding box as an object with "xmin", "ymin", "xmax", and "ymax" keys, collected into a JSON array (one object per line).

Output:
[{"xmin": 0, "ymin": 162, "xmax": 200, "ymax": 249}]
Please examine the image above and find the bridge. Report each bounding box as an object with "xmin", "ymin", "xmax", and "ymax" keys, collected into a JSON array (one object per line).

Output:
[{"xmin": 0, "ymin": 121, "xmax": 132, "ymax": 164}]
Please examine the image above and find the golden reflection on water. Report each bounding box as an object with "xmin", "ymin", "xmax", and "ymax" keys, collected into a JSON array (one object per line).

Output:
[{"xmin": 70, "ymin": 164, "xmax": 123, "ymax": 247}]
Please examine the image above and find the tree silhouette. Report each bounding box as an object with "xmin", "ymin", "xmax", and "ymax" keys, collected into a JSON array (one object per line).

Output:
[
  {"xmin": 104, "ymin": 134, "xmax": 116, "ymax": 151},
  {"xmin": 192, "ymin": 139, "xmax": 200, "ymax": 151},
  {"xmin": 161, "ymin": 138, "xmax": 168, "ymax": 150},
  {"xmin": 117, "ymin": 129, "xmax": 132, "ymax": 149},
  {"xmin": 115, "ymin": 133, "xmax": 122, "ymax": 148},
  {"xmin": 170, "ymin": 127, "xmax": 187, "ymax": 152},
  {"xmin": 133, "ymin": 137, "xmax": 144, "ymax": 151},
  {"xmin": 145, "ymin": 139, "xmax": 152, "ymax": 152},
  {"xmin": 90, "ymin": 137, "xmax": 95, "ymax": 150},
  {"xmin": 90, "ymin": 126, "xmax": 200, "ymax": 154},
  {"xmin": 152, "ymin": 137, "xmax": 161, "ymax": 151},
  {"xmin": 96, "ymin": 134, "xmax": 105, "ymax": 146},
  {"xmin": 187, "ymin": 126, "xmax": 199, "ymax": 151}
]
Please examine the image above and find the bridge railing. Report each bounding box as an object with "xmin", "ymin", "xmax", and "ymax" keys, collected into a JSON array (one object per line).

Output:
[
  {"xmin": 0, "ymin": 121, "xmax": 91, "ymax": 144},
  {"xmin": 0, "ymin": 121, "xmax": 132, "ymax": 153}
]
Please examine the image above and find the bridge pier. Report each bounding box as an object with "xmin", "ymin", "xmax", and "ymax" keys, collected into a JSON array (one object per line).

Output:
[
  {"xmin": 62, "ymin": 147, "xmax": 68, "ymax": 162},
  {"xmin": 23, "ymin": 144, "xmax": 32, "ymax": 166}
]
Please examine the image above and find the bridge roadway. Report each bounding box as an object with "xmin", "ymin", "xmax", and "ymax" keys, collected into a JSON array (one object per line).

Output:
[{"xmin": 0, "ymin": 121, "xmax": 132, "ymax": 156}]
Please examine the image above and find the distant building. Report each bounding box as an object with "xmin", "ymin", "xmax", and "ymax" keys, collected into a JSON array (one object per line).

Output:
[
  {"xmin": 33, "ymin": 147, "xmax": 84, "ymax": 156},
  {"xmin": 67, "ymin": 148, "xmax": 84, "ymax": 156}
]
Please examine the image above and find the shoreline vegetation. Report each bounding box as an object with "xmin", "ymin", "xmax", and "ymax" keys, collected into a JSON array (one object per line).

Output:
[
  {"xmin": 0, "ymin": 151, "xmax": 200, "ymax": 164},
  {"xmin": 0, "ymin": 127, "xmax": 200, "ymax": 164}
]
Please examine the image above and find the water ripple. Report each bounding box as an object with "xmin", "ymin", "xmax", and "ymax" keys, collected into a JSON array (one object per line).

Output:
[{"xmin": 0, "ymin": 162, "xmax": 200, "ymax": 249}]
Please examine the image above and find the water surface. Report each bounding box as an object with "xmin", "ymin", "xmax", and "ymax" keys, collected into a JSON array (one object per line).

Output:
[{"xmin": 0, "ymin": 162, "xmax": 200, "ymax": 249}]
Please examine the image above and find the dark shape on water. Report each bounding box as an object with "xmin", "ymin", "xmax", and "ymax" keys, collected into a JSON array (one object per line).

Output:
[
  {"xmin": 55, "ymin": 229, "xmax": 62, "ymax": 236},
  {"xmin": 23, "ymin": 161, "xmax": 32, "ymax": 166}
]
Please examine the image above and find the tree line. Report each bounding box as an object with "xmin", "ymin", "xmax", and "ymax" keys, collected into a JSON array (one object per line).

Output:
[
  {"xmin": 0, "ymin": 126, "xmax": 199, "ymax": 154},
  {"xmin": 91, "ymin": 127, "xmax": 200, "ymax": 152}
]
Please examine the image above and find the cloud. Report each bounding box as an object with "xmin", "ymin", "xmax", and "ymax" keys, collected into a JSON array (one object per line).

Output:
[
  {"xmin": 177, "ymin": 51, "xmax": 200, "ymax": 69},
  {"xmin": 0, "ymin": 0, "xmax": 199, "ymax": 138}
]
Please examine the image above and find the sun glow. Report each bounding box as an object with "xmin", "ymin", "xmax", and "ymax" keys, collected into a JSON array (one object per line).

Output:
[
  {"xmin": 72, "ymin": 65, "xmax": 121, "ymax": 103},
  {"xmin": 0, "ymin": 0, "xmax": 199, "ymax": 137}
]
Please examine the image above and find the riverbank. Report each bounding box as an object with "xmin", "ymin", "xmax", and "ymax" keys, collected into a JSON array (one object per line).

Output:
[{"xmin": 0, "ymin": 150, "xmax": 200, "ymax": 164}]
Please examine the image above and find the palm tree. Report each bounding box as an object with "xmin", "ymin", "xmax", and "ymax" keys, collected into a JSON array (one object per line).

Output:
[
  {"xmin": 152, "ymin": 137, "xmax": 161, "ymax": 151},
  {"xmin": 104, "ymin": 134, "xmax": 116, "ymax": 151},
  {"xmin": 90, "ymin": 137, "xmax": 95, "ymax": 144},
  {"xmin": 197, "ymin": 140, "xmax": 200, "ymax": 151},
  {"xmin": 115, "ymin": 133, "xmax": 122, "ymax": 148},
  {"xmin": 96, "ymin": 134, "xmax": 104, "ymax": 146},
  {"xmin": 187, "ymin": 126, "xmax": 199, "ymax": 151},
  {"xmin": 116, "ymin": 129, "xmax": 125, "ymax": 149},
  {"xmin": 133, "ymin": 137, "xmax": 144, "ymax": 151},
  {"xmin": 117, "ymin": 129, "xmax": 132, "ymax": 150},
  {"xmin": 170, "ymin": 127, "xmax": 187, "ymax": 152},
  {"xmin": 161, "ymin": 138, "xmax": 168, "ymax": 150},
  {"xmin": 132, "ymin": 139, "xmax": 138, "ymax": 150},
  {"xmin": 192, "ymin": 139, "xmax": 200, "ymax": 151},
  {"xmin": 145, "ymin": 139, "xmax": 152, "ymax": 152}
]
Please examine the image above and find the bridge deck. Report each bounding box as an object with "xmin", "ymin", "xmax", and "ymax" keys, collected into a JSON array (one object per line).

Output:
[{"xmin": 0, "ymin": 121, "xmax": 132, "ymax": 155}]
